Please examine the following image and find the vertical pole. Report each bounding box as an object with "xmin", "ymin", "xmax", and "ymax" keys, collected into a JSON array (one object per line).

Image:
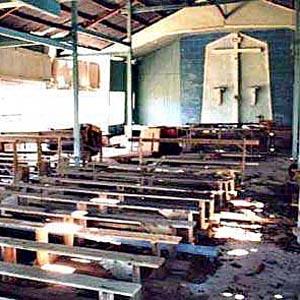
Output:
[
  {"xmin": 233, "ymin": 33, "xmax": 241, "ymax": 123},
  {"xmin": 126, "ymin": 0, "xmax": 133, "ymax": 139},
  {"xmin": 71, "ymin": 0, "xmax": 81, "ymax": 166},
  {"xmin": 37, "ymin": 138, "xmax": 42, "ymax": 176},
  {"xmin": 12, "ymin": 141, "xmax": 18, "ymax": 183},
  {"xmin": 294, "ymin": 0, "xmax": 300, "ymax": 244},
  {"xmin": 57, "ymin": 136, "xmax": 62, "ymax": 173},
  {"xmin": 293, "ymin": 0, "xmax": 300, "ymax": 159},
  {"xmin": 241, "ymin": 138, "xmax": 246, "ymax": 179}
]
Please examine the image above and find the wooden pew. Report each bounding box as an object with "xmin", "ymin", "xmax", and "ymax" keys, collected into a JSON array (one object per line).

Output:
[
  {"xmin": 0, "ymin": 203, "xmax": 195, "ymax": 236},
  {"xmin": 13, "ymin": 194, "xmax": 194, "ymax": 226},
  {"xmin": 0, "ymin": 217, "xmax": 182, "ymax": 256},
  {"xmin": 12, "ymin": 193, "xmax": 197, "ymax": 242},
  {"xmin": 66, "ymin": 162, "xmax": 240, "ymax": 179},
  {"xmin": 51, "ymin": 176, "xmax": 235, "ymax": 201},
  {"xmin": 0, "ymin": 236, "xmax": 165, "ymax": 283},
  {"xmin": 0, "ymin": 261, "xmax": 141, "ymax": 300},
  {"xmin": 7, "ymin": 183, "xmax": 215, "ymax": 229}
]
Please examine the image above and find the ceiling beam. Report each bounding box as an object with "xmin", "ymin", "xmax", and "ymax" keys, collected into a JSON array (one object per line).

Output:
[
  {"xmin": 78, "ymin": 26, "xmax": 129, "ymax": 46},
  {"xmin": 208, "ymin": 0, "xmax": 227, "ymax": 18},
  {"xmin": 0, "ymin": 25, "xmax": 72, "ymax": 49},
  {"xmin": 0, "ymin": 7, "xmax": 19, "ymax": 21},
  {"xmin": 60, "ymin": 4, "xmax": 128, "ymax": 34},
  {"xmin": 132, "ymin": 0, "xmax": 251, "ymax": 13},
  {"xmin": 7, "ymin": 10, "xmax": 129, "ymax": 46},
  {"xmin": 0, "ymin": 36, "xmax": 34, "ymax": 47},
  {"xmin": 83, "ymin": 8, "xmax": 121, "ymax": 28},
  {"xmin": 13, "ymin": 11, "xmax": 69, "ymax": 31},
  {"xmin": 0, "ymin": 0, "xmax": 61, "ymax": 16},
  {"xmin": 90, "ymin": 0, "xmax": 150, "ymax": 27}
]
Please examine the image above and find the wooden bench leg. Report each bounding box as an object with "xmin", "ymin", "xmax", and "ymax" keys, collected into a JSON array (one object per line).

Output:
[
  {"xmin": 76, "ymin": 203, "xmax": 87, "ymax": 211},
  {"xmin": 223, "ymin": 182, "xmax": 229, "ymax": 201},
  {"xmin": 63, "ymin": 217, "xmax": 74, "ymax": 246},
  {"xmin": 151, "ymin": 243, "xmax": 160, "ymax": 256},
  {"xmin": 2, "ymin": 247, "xmax": 16, "ymax": 263},
  {"xmin": 118, "ymin": 195, "xmax": 124, "ymax": 201},
  {"xmin": 187, "ymin": 212, "xmax": 194, "ymax": 243},
  {"xmin": 116, "ymin": 186, "xmax": 125, "ymax": 192},
  {"xmin": 98, "ymin": 291, "xmax": 114, "ymax": 300},
  {"xmin": 76, "ymin": 203, "xmax": 88, "ymax": 227},
  {"xmin": 209, "ymin": 199, "xmax": 215, "ymax": 221},
  {"xmin": 35, "ymin": 228, "xmax": 49, "ymax": 266},
  {"xmin": 1, "ymin": 246, "xmax": 16, "ymax": 282},
  {"xmin": 99, "ymin": 193, "xmax": 107, "ymax": 199},
  {"xmin": 199, "ymin": 202, "xmax": 206, "ymax": 229},
  {"xmin": 133, "ymin": 289, "xmax": 142, "ymax": 300},
  {"xmin": 98, "ymin": 205, "xmax": 108, "ymax": 214},
  {"xmin": 132, "ymin": 265, "xmax": 141, "ymax": 283},
  {"xmin": 229, "ymin": 179, "xmax": 235, "ymax": 193}
]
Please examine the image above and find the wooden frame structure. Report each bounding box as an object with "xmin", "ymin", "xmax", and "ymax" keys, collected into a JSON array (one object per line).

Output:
[{"xmin": 0, "ymin": 133, "xmax": 72, "ymax": 180}]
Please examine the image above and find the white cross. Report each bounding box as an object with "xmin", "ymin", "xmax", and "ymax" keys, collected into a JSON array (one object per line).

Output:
[{"xmin": 212, "ymin": 33, "xmax": 263, "ymax": 101}]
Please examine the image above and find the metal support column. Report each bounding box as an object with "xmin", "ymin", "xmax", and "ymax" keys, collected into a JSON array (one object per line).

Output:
[
  {"xmin": 126, "ymin": 0, "xmax": 133, "ymax": 139},
  {"xmin": 294, "ymin": 0, "xmax": 300, "ymax": 244},
  {"xmin": 71, "ymin": 0, "xmax": 81, "ymax": 166},
  {"xmin": 293, "ymin": 0, "xmax": 300, "ymax": 160}
]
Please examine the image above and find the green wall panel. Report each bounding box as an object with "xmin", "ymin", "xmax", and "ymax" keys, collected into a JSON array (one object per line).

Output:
[{"xmin": 136, "ymin": 41, "xmax": 181, "ymax": 125}]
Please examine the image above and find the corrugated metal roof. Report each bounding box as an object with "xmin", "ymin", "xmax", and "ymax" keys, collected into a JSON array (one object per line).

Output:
[{"xmin": 0, "ymin": 0, "xmax": 295, "ymax": 51}]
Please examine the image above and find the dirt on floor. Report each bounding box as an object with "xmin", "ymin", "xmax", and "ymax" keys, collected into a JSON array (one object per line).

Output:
[{"xmin": 144, "ymin": 155, "xmax": 300, "ymax": 300}]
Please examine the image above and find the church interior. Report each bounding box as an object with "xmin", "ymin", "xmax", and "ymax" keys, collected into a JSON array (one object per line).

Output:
[{"xmin": 0, "ymin": 0, "xmax": 298, "ymax": 299}]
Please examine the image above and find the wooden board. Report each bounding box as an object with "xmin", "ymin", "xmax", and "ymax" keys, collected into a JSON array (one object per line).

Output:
[
  {"xmin": 0, "ymin": 218, "xmax": 44, "ymax": 231},
  {"xmin": 0, "ymin": 261, "xmax": 141, "ymax": 297},
  {"xmin": 52, "ymin": 177, "xmax": 222, "ymax": 194},
  {"xmin": 0, "ymin": 205, "xmax": 142, "ymax": 226},
  {"xmin": 0, "ymin": 237, "xmax": 164, "ymax": 269},
  {"xmin": 130, "ymin": 137, "xmax": 259, "ymax": 146},
  {"xmin": 77, "ymin": 228, "xmax": 182, "ymax": 244},
  {"xmin": 3, "ymin": 199, "xmax": 193, "ymax": 229},
  {"xmin": 11, "ymin": 193, "xmax": 200, "ymax": 214},
  {"xmin": 13, "ymin": 183, "xmax": 214, "ymax": 203},
  {"xmin": 0, "ymin": 217, "xmax": 182, "ymax": 245}
]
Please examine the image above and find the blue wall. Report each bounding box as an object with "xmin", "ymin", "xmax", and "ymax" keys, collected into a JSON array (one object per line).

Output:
[{"xmin": 180, "ymin": 29, "xmax": 294, "ymax": 125}]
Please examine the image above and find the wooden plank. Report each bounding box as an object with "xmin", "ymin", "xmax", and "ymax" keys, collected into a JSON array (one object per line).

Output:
[
  {"xmin": 0, "ymin": 205, "xmax": 142, "ymax": 226},
  {"xmin": 0, "ymin": 261, "xmax": 141, "ymax": 297},
  {"xmin": 0, "ymin": 216, "xmax": 182, "ymax": 244},
  {"xmin": 0, "ymin": 237, "xmax": 165, "ymax": 269},
  {"xmin": 13, "ymin": 183, "xmax": 214, "ymax": 203},
  {"xmin": 11, "ymin": 193, "xmax": 200, "ymax": 214},
  {"xmin": 78, "ymin": 228, "xmax": 182, "ymax": 244},
  {"xmin": 52, "ymin": 177, "xmax": 222, "ymax": 194},
  {"xmin": 130, "ymin": 137, "xmax": 259, "ymax": 146},
  {"xmin": 0, "ymin": 218, "xmax": 44, "ymax": 231},
  {"xmin": 14, "ymin": 194, "xmax": 195, "ymax": 228},
  {"xmin": 131, "ymin": 158, "xmax": 258, "ymax": 166},
  {"xmin": 58, "ymin": 170, "xmax": 231, "ymax": 186}
]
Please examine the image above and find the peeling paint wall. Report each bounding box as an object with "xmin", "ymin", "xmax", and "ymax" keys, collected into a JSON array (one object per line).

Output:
[
  {"xmin": 136, "ymin": 41, "xmax": 181, "ymax": 125},
  {"xmin": 0, "ymin": 48, "xmax": 51, "ymax": 81},
  {"xmin": 0, "ymin": 55, "xmax": 113, "ymax": 133}
]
